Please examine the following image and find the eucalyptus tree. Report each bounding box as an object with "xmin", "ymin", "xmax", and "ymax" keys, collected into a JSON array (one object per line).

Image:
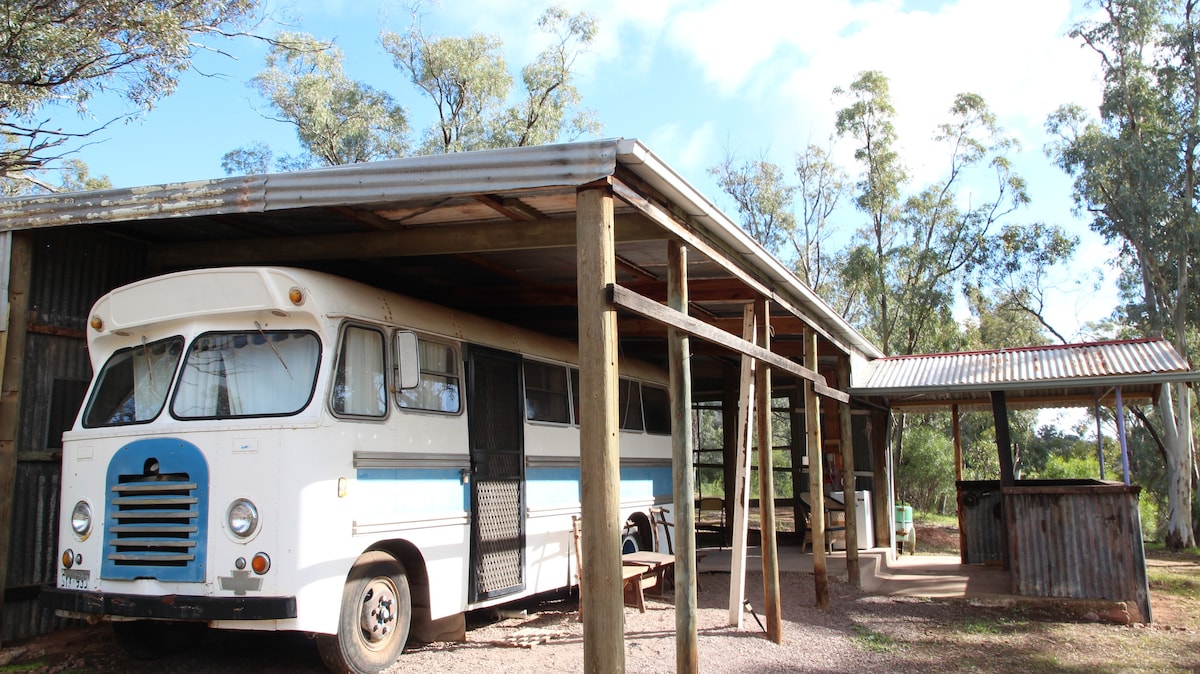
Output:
[
  {"xmin": 224, "ymin": 32, "xmax": 409, "ymax": 172},
  {"xmin": 1047, "ymin": 0, "xmax": 1198, "ymax": 548},
  {"xmin": 1, "ymin": 0, "xmax": 259, "ymax": 191},
  {"xmin": 381, "ymin": 5, "xmax": 600, "ymax": 154},
  {"xmin": 709, "ymin": 153, "xmax": 797, "ymax": 256},
  {"xmin": 836, "ymin": 73, "xmax": 1029, "ymax": 357}
]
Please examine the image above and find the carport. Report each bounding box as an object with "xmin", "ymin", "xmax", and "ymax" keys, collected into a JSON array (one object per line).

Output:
[{"xmin": 0, "ymin": 139, "xmax": 887, "ymax": 670}]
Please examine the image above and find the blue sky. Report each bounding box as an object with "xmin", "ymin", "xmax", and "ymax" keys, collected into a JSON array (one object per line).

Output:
[{"xmin": 63, "ymin": 0, "xmax": 1114, "ymax": 345}]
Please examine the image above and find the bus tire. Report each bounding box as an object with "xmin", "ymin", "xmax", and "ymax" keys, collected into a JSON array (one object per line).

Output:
[
  {"xmin": 111, "ymin": 620, "xmax": 208, "ymax": 660},
  {"xmin": 317, "ymin": 551, "xmax": 412, "ymax": 674}
]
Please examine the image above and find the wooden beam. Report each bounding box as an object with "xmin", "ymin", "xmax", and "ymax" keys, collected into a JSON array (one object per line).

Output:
[
  {"xmin": 150, "ymin": 213, "xmax": 665, "ymax": 266},
  {"xmin": 727, "ymin": 305, "xmax": 755, "ymax": 628},
  {"xmin": 607, "ymin": 284, "xmax": 849, "ymax": 403},
  {"xmin": 668, "ymin": 240, "xmax": 698, "ymax": 673},
  {"xmin": 0, "ymin": 231, "xmax": 31, "ymax": 645},
  {"xmin": 576, "ymin": 182, "xmax": 623, "ymax": 673},
  {"xmin": 838, "ymin": 359, "xmax": 860, "ymax": 588},
  {"xmin": 756, "ymin": 299, "xmax": 782, "ymax": 643},
  {"xmin": 806, "ymin": 329, "xmax": 829, "ymax": 609}
]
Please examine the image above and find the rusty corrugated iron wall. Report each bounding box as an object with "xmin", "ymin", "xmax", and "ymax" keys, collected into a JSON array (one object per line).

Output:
[
  {"xmin": 1005, "ymin": 482, "xmax": 1151, "ymax": 622},
  {"xmin": 3, "ymin": 227, "xmax": 145, "ymax": 641}
]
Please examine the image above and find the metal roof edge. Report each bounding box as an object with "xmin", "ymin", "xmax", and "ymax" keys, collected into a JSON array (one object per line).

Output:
[
  {"xmin": 613, "ymin": 139, "xmax": 884, "ymax": 361},
  {"xmin": 849, "ymin": 369, "xmax": 1200, "ymax": 399}
]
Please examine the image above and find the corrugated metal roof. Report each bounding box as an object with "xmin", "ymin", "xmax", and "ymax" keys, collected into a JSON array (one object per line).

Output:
[
  {"xmin": 862, "ymin": 339, "xmax": 1188, "ymax": 389},
  {"xmin": 0, "ymin": 141, "xmax": 618, "ymax": 229}
]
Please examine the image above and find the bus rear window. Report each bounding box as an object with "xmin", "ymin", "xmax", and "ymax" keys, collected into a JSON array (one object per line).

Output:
[
  {"xmin": 172, "ymin": 331, "xmax": 321, "ymax": 419},
  {"xmin": 83, "ymin": 336, "xmax": 184, "ymax": 427}
]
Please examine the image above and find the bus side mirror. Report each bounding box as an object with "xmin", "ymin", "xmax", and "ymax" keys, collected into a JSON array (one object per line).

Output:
[{"xmin": 396, "ymin": 332, "xmax": 420, "ymax": 389}]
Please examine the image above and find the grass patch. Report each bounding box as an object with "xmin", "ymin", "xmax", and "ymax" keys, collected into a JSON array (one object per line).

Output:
[
  {"xmin": 1147, "ymin": 567, "xmax": 1200, "ymax": 600},
  {"xmin": 914, "ymin": 510, "xmax": 957, "ymax": 527},
  {"xmin": 0, "ymin": 662, "xmax": 47, "ymax": 672},
  {"xmin": 849, "ymin": 624, "xmax": 898, "ymax": 653}
]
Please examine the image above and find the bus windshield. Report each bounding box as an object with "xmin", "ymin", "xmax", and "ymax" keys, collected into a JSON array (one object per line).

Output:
[
  {"xmin": 171, "ymin": 330, "xmax": 321, "ymax": 419},
  {"xmin": 83, "ymin": 336, "xmax": 184, "ymax": 427}
]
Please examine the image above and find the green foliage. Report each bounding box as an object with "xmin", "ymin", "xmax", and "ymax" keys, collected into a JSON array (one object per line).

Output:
[
  {"xmin": 1, "ymin": 0, "xmax": 258, "ymax": 190},
  {"xmin": 235, "ymin": 32, "xmax": 409, "ymax": 170},
  {"xmin": 896, "ymin": 423, "xmax": 956, "ymax": 514}
]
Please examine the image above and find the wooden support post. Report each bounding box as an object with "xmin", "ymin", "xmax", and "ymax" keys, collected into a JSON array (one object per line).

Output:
[
  {"xmin": 0, "ymin": 231, "xmax": 30, "ymax": 643},
  {"xmin": 1095, "ymin": 391, "xmax": 1106, "ymax": 481},
  {"xmin": 755, "ymin": 299, "xmax": 782, "ymax": 642},
  {"xmin": 576, "ymin": 182, "xmax": 623, "ymax": 673},
  {"xmin": 667, "ymin": 240, "xmax": 698, "ymax": 673},
  {"xmin": 727, "ymin": 305, "xmax": 755, "ymax": 628},
  {"xmin": 990, "ymin": 390, "xmax": 1013, "ymax": 571},
  {"xmin": 952, "ymin": 404, "xmax": 967, "ymax": 563},
  {"xmin": 837, "ymin": 359, "xmax": 859, "ymax": 587},
  {"xmin": 1115, "ymin": 386, "xmax": 1130, "ymax": 485},
  {"xmin": 805, "ymin": 329, "xmax": 829, "ymax": 609}
]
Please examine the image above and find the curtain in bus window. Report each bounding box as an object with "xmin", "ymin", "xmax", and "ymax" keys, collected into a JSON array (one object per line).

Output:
[
  {"xmin": 618, "ymin": 379, "xmax": 644, "ymax": 431},
  {"xmin": 174, "ymin": 332, "xmax": 320, "ymax": 418},
  {"xmin": 333, "ymin": 326, "xmax": 386, "ymax": 416},
  {"xmin": 397, "ymin": 339, "xmax": 460, "ymax": 412},
  {"xmin": 132, "ymin": 340, "xmax": 180, "ymax": 420}
]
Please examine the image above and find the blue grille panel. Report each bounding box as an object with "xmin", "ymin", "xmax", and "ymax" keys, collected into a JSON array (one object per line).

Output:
[{"xmin": 101, "ymin": 439, "xmax": 209, "ymax": 582}]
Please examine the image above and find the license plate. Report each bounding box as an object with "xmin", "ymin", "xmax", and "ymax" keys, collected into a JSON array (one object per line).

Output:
[{"xmin": 60, "ymin": 568, "xmax": 90, "ymax": 589}]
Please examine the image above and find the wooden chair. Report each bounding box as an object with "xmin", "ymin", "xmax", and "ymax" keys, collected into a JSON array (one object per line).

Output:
[
  {"xmin": 798, "ymin": 494, "xmax": 847, "ymax": 553},
  {"xmin": 696, "ymin": 496, "xmax": 727, "ymax": 548},
  {"xmin": 571, "ymin": 515, "xmax": 650, "ymax": 614}
]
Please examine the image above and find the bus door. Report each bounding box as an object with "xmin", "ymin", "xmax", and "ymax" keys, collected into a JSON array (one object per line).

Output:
[{"xmin": 465, "ymin": 345, "xmax": 526, "ymax": 601}]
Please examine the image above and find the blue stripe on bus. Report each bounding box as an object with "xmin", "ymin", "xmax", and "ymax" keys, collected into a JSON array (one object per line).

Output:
[
  {"xmin": 356, "ymin": 468, "xmax": 470, "ymax": 513},
  {"xmin": 526, "ymin": 465, "xmax": 671, "ymax": 508}
]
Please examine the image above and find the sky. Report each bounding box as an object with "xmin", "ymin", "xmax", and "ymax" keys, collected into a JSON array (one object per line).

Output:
[{"xmin": 61, "ymin": 0, "xmax": 1116, "ymax": 347}]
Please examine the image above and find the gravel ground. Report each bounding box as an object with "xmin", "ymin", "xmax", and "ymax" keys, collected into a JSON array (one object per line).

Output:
[{"xmin": 4, "ymin": 563, "xmax": 1197, "ymax": 673}]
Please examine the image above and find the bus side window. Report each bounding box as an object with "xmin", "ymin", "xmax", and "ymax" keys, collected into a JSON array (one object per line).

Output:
[
  {"xmin": 395, "ymin": 337, "xmax": 461, "ymax": 414},
  {"xmin": 331, "ymin": 325, "xmax": 387, "ymax": 418}
]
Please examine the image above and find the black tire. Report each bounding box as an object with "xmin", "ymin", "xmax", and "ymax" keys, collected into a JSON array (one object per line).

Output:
[
  {"xmin": 111, "ymin": 619, "xmax": 208, "ymax": 660},
  {"xmin": 317, "ymin": 551, "xmax": 412, "ymax": 674},
  {"xmin": 621, "ymin": 527, "xmax": 641, "ymax": 554}
]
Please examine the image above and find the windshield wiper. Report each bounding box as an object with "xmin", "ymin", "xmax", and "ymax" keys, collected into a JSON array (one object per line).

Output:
[{"xmin": 254, "ymin": 321, "xmax": 292, "ymax": 379}]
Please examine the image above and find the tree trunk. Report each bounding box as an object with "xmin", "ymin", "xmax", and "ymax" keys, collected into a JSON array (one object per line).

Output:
[{"xmin": 1160, "ymin": 382, "xmax": 1196, "ymax": 549}]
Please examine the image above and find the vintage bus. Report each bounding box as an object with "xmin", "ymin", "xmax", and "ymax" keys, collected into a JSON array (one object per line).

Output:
[{"xmin": 42, "ymin": 267, "xmax": 674, "ymax": 673}]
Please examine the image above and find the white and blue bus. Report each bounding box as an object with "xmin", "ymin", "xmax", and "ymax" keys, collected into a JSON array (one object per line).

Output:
[{"xmin": 43, "ymin": 267, "xmax": 673, "ymax": 673}]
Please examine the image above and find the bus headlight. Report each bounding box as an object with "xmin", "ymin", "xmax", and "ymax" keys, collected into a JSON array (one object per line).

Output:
[
  {"xmin": 70, "ymin": 501, "xmax": 92, "ymax": 540},
  {"xmin": 226, "ymin": 499, "xmax": 259, "ymax": 538}
]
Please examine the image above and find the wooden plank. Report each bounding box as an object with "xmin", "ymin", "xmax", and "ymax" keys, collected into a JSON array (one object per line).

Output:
[
  {"xmin": 756, "ymin": 299, "xmax": 782, "ymax": 643},
  {"xmin": 576, "ymin": 183, "xmax": 624, "ymax": 673},
  {"xmin": 151, "ymin": 213, "xmax": 665, "ymax": 266},
  {"xmin": 667, "ymin": 240, "xmax": 698, "ymax": 674},
  {"xmin": 607, "ymin": 284, "xmax": 849, "ymax": 403},
  {"xmin": 837, "ymin": 359, "xmax": 860, "ymax": 588},
  {"xmin": 727, "ymin": 305, "xmax": 755, "ymax": 627},
  {"xmin": 0, "ymin": 231, "xmax": 31, "ymax": 645},
  {"xmin": 806, "ymin": 329, "xmax": 829, "ymax": 609}
]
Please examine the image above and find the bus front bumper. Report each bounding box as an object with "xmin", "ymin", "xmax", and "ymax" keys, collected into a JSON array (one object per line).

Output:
[{"xmin": 40, "ymin": 585, "xmax": 297, "ymax": 621}]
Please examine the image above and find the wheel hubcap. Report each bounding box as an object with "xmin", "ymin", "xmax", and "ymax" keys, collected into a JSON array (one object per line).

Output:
[{"xmin": 359, "ymin": 578, "xmax": 399, "ymax": 646}]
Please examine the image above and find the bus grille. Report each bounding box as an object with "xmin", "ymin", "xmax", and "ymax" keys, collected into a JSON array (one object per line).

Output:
[{"xmin": 102, "ymin": 439, "xmax": 209, "ymax": 582}]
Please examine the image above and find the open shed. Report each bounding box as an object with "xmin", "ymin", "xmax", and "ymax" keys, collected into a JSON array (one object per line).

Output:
[
  {"xmin": 0, "ymin": 139, "xmax": 889, "ymax": 668},
  {"xmin": 852, "ymin": 339, "xmax": 1199, "ymax": 622}
]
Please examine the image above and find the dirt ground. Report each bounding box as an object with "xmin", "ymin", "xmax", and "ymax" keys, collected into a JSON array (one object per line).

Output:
[{"xmin": 3, "ymin": 534, "xmax": 1198, "ymax": 673}]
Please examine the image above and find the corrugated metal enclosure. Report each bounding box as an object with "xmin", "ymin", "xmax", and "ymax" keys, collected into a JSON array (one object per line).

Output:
[
  {"xmin": 3, "ymin": 228, "xmax": 145, "ymax": 641},
  {"xmin": 957, "ymin": 481, "xmax": 1004, "ymax": 565},
  {"xmin": 1006, "ymin": 482, "xmax": 1151, "ymax": 622}
]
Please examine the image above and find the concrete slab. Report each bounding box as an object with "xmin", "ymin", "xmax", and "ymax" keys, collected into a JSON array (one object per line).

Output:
[{"xmin": 696, "ymin": 545, "xmax": 1011, "ymax": 599}]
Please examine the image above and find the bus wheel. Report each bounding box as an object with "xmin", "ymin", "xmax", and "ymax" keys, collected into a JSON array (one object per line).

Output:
[
  {"xmin": 317, "ymin": 551, "xmax": 412, "ymax": 674},
  {"xmin": 111, "ymin": 620, "xmax": 208, "ymax": 660}
]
